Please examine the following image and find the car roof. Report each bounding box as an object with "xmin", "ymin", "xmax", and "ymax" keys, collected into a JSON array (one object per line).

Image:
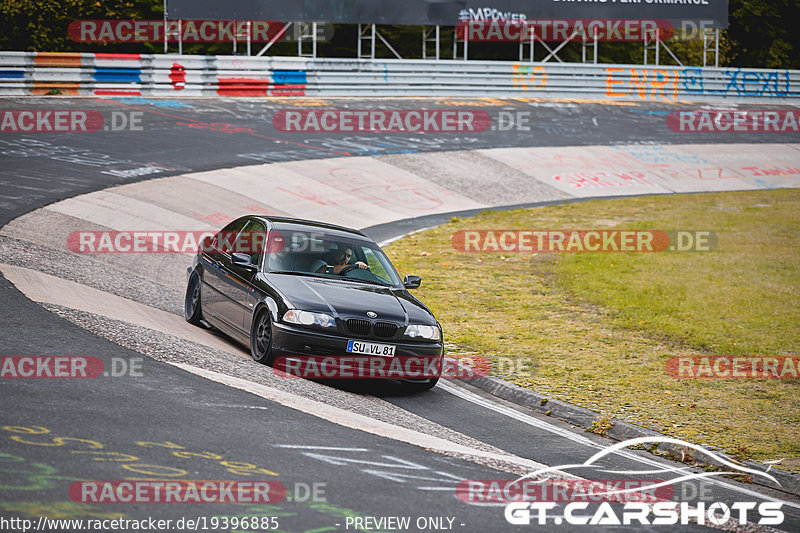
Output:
[{"xmin": 249, "ymin": 216, "xmax": 370, "ymax": 241}]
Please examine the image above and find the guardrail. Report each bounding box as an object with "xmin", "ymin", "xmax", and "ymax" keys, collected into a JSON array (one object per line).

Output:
[{"xmin": 1, "ymin": 51, "xmax": 799, "ymax": 102}]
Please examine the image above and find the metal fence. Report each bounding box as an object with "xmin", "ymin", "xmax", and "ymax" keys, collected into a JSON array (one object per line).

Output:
[{"xmin": 2, "ymin": 51, "xmax": 798, "ymax": 102}]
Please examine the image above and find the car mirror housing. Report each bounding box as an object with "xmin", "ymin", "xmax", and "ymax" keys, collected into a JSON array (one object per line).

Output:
[
  {"xmin": 403, "ymin": 275, "xmax": 422, "ymax": 289},
  {"xmin": 232, "ymin": 253, "xmax": 258, "ymax": 271}
]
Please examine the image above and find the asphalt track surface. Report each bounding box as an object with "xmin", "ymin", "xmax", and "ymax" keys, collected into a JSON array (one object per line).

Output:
[{"xmin": 1, "ymin": 97, "xmax": 799, "ymax": 533}]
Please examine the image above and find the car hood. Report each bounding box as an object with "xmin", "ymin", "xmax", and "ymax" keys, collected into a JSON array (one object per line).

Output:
[{"xmin": 263, "ymin": 274, "xmax": 436, "ymax": 325}]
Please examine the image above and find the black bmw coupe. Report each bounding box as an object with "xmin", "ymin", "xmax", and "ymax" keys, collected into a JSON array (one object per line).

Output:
[{"xmin": 184, "ymin": 216, "xmax": 443, "ymax": 391}]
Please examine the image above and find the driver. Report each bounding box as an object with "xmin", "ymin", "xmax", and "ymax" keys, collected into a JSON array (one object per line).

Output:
[
  {"xmin": 330, "ymin": 247, "xmax": 369, "ymax": 274},
  {"xmin": 267, "ymin": 234, "xmax": 294, "ymax": 271}
]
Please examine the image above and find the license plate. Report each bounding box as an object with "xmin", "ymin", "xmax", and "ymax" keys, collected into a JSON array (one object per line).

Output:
[{"xmin": 346, "ymin": 340, "xmax": 395, "ymax": 357}]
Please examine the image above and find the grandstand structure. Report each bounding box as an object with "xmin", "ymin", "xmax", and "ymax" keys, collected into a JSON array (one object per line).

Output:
[{"xmin": 164, "ymin": 0, "xmax": 727, "ymax": 67}]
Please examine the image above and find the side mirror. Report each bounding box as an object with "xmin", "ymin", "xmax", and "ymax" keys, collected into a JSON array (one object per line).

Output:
[
  {"xmin": 403, "ymin": 275, "xmax": 421, "ymax": 289},
  {"xmin": 232, "ymin": 253, "xmax": 258, "ymax": 271}
]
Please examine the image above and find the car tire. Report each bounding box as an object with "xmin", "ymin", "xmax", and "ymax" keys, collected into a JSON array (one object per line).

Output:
[
  {"xmin": 184, "ymin": 273, "xmax": 203, "ymax": 326},
  {"xmin": 250, "ymin": 308, "xmax": 275, "ymax": 365},
  {"xmin": 404, "ymin": 377, "xmax": 439, "ymax": 392}
]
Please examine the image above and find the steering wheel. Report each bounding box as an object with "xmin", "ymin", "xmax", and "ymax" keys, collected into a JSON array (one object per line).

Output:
[{"xmin": 339, "ymin": 264, "xmax": 360, "ymax": 275}]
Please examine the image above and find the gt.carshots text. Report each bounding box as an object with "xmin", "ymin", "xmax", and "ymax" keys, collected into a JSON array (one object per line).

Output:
[
  {"xmin": 504, "ymin": 436, "xmax": 787, "ymax": 528},
  {"xmin": 505, "ymin": 501, "xmax": 784, "ymax": 527}
]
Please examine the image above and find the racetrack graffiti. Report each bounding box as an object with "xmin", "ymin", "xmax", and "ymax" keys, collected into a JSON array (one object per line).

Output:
[{"xmin": 606, "ymin": 67, "xmax": 793, "ymax": 101}]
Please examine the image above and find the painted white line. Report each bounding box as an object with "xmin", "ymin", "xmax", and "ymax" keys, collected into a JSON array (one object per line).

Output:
[
  {"xmin": 439, "ymin": 381, "xmax": 800, "ymax": 509},
  {"xmin": 378, "ymin": 224, "xmax": 441, "ymax": 248},
  {"xmin": 0, "ymin": 181, "xmax": 51, "ymax": 192},
  {"xmin": 274, "ymin": 445, "xmax": 371, "ymax": 451},
  {"xmin": 439, "ymin": 380, "xmax": 605, "ymax": 449},
  {"xmin": 171, "ymin": 361, "xmax": 577, "ymax": 479}
]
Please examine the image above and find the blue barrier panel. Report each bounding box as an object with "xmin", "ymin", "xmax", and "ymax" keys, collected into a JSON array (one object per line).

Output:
[
  {"xmin": 93, "ymin": 68, "xmax": 141, "ymax": 83},
  {"xmin": 272, "ymin": 70, "xmax": 307, "ymax": 84}
]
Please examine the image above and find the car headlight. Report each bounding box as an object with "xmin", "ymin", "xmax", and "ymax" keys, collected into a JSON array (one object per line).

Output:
[
  {"xmin": 283, "ymin": 310, "xmax": 336, "ymax": 329},
  {"xmin": 404, "ymin": 324, "xmax": 441, "ymax": 341}
]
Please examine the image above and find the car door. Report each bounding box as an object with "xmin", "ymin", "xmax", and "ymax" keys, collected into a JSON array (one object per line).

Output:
[
  {"xmin": 233, "ymin": 219, "xmax": 267, "ymax": 333},
  {"xmin": 200, "ymin": 218, "xmax": 249, "ymax": 333}
]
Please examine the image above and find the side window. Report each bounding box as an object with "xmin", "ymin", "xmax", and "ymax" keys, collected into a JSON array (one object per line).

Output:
[
  {"xmin": 241, "ymin": 220, "xmax": 267, "ymax": 267},
  {"xmin": 363, "ymin": 248, "xmax": 390, "ymax": 282},
  {"xmin": 213, "ymin": 218, "xmax": 248, "ymax": 254},
  {"xmin": 266, "ymin": 230, "xmax": 291, "ymax": 272}
]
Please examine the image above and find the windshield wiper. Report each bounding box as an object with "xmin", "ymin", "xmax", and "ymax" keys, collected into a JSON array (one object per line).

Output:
[
  {"xmin": 270, "ymin": 270, "xmax": 395, "ymax": 287},
  {"xmin": 268, "ymin": 271, "xmax": 321, "ymax": 278},
  {"xmin": 334, "ymin": 277, "xmax": 391, "ymax": 287}
]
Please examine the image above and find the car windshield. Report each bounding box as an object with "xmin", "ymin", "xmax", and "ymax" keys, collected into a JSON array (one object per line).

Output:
[{"xmin": 265, "ymin": 228, "xmax": 402, "ymax": 287}]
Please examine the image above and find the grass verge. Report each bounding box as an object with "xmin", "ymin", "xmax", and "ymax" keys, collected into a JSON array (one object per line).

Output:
[{"xmin": 385, "ymin": 189, "xmax": 800, "ymax": 470}]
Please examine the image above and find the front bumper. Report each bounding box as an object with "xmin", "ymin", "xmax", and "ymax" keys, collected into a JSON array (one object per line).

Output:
[{"xmin": 270, "ymin": 322, "xmax": 443, "ymax": 381}]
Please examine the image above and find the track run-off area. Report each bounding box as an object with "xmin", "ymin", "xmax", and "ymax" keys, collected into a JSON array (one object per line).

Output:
[{"xmin": 1, "ymin": 96, "xmax": 799, "ymax": 532}]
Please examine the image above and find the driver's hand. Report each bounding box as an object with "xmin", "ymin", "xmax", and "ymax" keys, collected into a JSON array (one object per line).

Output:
[{"xmin": 355, "ymin": 261, "xmax": 369, "ymax": 269}]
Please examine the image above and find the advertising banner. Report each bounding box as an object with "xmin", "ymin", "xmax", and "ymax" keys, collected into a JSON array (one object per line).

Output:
[{"xmin": 169, "ymin": 0, "xmax": 728, "ymax": 29}]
